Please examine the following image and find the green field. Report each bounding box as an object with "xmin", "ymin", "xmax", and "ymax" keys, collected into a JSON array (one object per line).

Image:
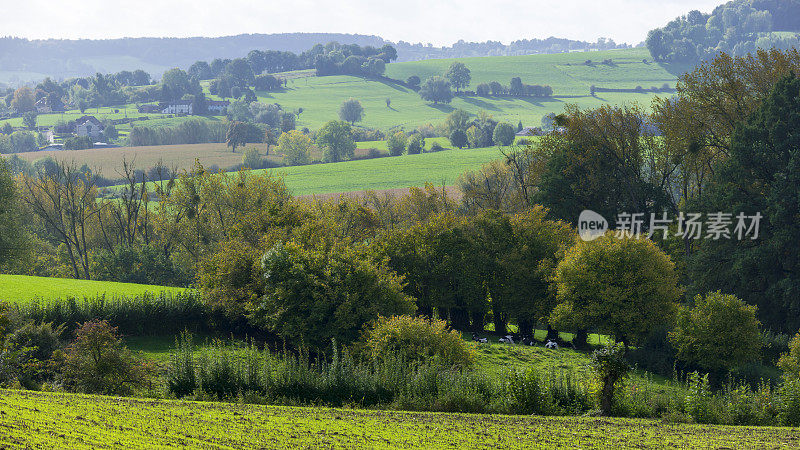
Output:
[
  {"xmin": 205, "ymin": 48, "xmax": 680, "ymax": 131},
  {"xmin": 261, "ymin": 145, "xmax": 503, "ymax": 196},
  {"xmin": 0, "ymin": 274, "xmax": 186, "ymax": 303},
  {"xmin": 0, "ymin": 389, "xmax": 796, "ymax": 449},
  {"xmin": 103, "ymin": 144, "xmax": 505, "ymax": 196}
]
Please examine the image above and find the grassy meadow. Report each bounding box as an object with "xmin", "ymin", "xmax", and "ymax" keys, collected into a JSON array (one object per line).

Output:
[
  {"xmin": 1, "ymin": 389, "xmax": 797, "ymax": 449},
  {"xmin": 0, "ymin": 274, "xmax": 186, "ymax": 304},
  {"xmin": 258, "ymin": 145, "xmax": 503, "ymax": 196},
  {"xmin": 98, "ymin": 143, "xmax": 505, "ymax": 196},
  {"xmin": 203, "ymin": 47, "xmax": 679, "ymax": 131}
]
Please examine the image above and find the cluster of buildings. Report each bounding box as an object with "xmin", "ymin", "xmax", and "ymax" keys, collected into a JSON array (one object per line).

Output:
[{"xmin": 137, "ymin": 100, "xmax": 229, "ymax": 115}]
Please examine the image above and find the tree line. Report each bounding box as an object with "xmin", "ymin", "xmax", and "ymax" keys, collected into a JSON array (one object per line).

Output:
[{"xmin": 647, "ymin": 0, "xmax": 800, "ymax": 63}]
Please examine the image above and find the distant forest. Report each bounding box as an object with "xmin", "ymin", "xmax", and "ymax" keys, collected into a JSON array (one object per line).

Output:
[
  {"xmin": 0, "ymin": 33, "xmax": 630, "ymax": 83},
  {"xmin": 647, "ymin": 0, "xmax": 800, "ymax": 63}
]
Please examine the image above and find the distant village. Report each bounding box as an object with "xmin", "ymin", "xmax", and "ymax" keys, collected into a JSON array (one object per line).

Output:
[{"xmin": 38, "ymin": 100, "xmax": 230, "ymax": 150}]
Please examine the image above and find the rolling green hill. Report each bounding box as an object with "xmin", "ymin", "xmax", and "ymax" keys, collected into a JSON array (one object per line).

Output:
[
  {"xmin": 262, "ymin": 145, "xmax": 503, "ymax": 196},
  {"xmin": 216, "ymin": 48, "xmax": 682, "ymax": 131},
  {"xmin": 0, "ymin": 274, "xmax": 186, "ymax": 303}
]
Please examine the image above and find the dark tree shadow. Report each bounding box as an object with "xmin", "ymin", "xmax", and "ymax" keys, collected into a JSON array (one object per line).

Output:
[
  {"xmin": 517, "ymin": 97, "xmax": 565, "ymax": 107},
  {"xmin": 460, "ymin": 96, "xmax": 501, "ymax": 111},
  {"xmin": 374, "ymin": 78, "xmax": 410, "ymax": 93},
  {"xmin": 427, "ymin": 103, "xmax": 456, "ymax": 113}
]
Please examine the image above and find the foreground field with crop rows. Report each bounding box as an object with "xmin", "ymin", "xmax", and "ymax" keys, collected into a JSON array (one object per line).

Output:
[{"xmin": 0, "ymin": 390, "xmax": 797, "ymax": 449}]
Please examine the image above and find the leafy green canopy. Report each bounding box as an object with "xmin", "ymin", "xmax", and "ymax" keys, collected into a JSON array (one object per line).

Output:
[{"xmin": 688, "ymin": 73, "xmax": 800, "ymax": 333}]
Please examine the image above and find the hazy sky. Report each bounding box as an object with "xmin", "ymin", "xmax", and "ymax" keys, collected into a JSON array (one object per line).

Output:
[{"xmin": 5, "ymin": 0, "xmax": 723, "ymax": 45}]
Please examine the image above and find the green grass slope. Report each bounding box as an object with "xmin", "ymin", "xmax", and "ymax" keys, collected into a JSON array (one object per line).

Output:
[
  {"xmin": 0, "ymin": 274, "xmax": 186, "ymax": 304},
  {"xmin": 260, "ymin": 146, "xmax": 504, "ymax": 196},
  {"xmin": 220, "ymin": 48, "xmax": 679, "ymax": 131},
  {"xmin": 385, "ymin": 48, "xmax": 680, "ymax": 94},
  {"xmin": 1, "ymin": 389, "xmax": 796, "ymax": 449}
]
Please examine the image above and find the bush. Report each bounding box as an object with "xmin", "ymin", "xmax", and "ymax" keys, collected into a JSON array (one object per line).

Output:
[
  {"xmin": 62, "ymin": 135, "xmax": 94, "ymax": 150},
  {"xmin": 241, "ymin": 147, "xmax": 265, "ymax": 169},
  {"xmin": 358, "ymin": 315, "xmax": 474, "ymax": 369},
  {"xmin": 167, "ymin": 331, "xmax": 197, "ymax": 397},
  {"xmin": 387, "ymin": 132, "xmax": 406, "ymax": 156},
  {"xmin": 429, "ymin": 142, "xmax": 445, "ymax": 152},
  {"xmin": 15, "ymin": 292, "xmax": 216, "ymax": 337},
  {"xmin": 449, "ymin": 129, "xmax": 467, "ymax": 149},
  {"xmin": 670, "ymin": 291, "xmax": 762, "ymax": 373},
  {"xmin": 61, "ymin": 320, "xmax": 153, "ymax": 395},
  {"xmin": 684, "ymin": 372, "xmax": 718, "ymax": 424},
  {"xmin": 779, "ymin": 377, "xmax": 800, "ymax": 426},
  {"xmin": 492, "ymin": 122, "xmax": 515, "ymax": 146},
  {"xmin": 255, "ymin": 241, "xmax": 415, "ymax": 348},
  {"xmin": 7, "ymin": 321, "xmax": 64, "ymax": 363},
  {"xmin": 504, "ymin": 368, "xmax": 551, "ymax": 415},
  {"xmin": 406, "ymin": 134, "xmax": 424, "ymax": 154},
  {"xmin": 91, "ymin": 244, "xmax": 189, "ymax": 286},
  {"xmin": 4, "ymin": 321, "xmax": 64, "ymax": 388}
]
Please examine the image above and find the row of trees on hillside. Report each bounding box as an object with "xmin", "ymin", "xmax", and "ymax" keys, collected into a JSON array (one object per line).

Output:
[{"xmin": 416, "ymin": 62, "xmax": 553, "ymax": 105}]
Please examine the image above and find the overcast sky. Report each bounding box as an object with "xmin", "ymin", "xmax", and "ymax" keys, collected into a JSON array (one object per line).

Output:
[{"xmin": 5, "ymin": 0, "xmax": 723, "ymax": 45}]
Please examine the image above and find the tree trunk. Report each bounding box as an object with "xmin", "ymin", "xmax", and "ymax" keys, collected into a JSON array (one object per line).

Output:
[
  {"xmin": 518, "ymin": 319, "xmax": 533, "ymax": 337},
  {"xmin": 470, "ymin": 311, "xmax": 485, "ymax": 333},
  {"xmin": 546, "ymin": 325, "xmax": 559, "ymax": 342},
  {"xmin": 574, "ymin": 328, "xmax": 589, "ymax": 350},
  {"xmin": 600, "ymin": 376, "xmax": 615, "ymax": 415},
  {"xmin": 451, "ymin": 308, "xmax": 469, "ymax": 331},
  {"xmin": 493, "ymin": 309, "xmax": 507, "ymax": 336}
]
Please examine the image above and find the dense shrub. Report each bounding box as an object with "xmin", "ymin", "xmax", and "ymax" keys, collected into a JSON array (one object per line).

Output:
[
  {"xmin": 128, "ymin": 119, "xmax": 226, "ymax": 146},
  {"xmin": 406, "ymin": 134, "xmax": 424, "ymax": 155},
  {"xmin": 61, "ymin": 320, "xmax": 153, "ymax": 395},
  {"xmin": 492, "ymin": 122, "xmax": 515, "ymax": 146},
  {"xmin": 241, "ymin": 147, "xmax": 266, "ymax": 169},
  {"xmin": 255, "ymin": 241, "xmax": 415, "ymax": 348},
  {"xmin": 5, "ymin": 321, "xmax": 65, "ymax": 388},
  {"xmin": 670, "ymin": 291, "xmax": 762, "ymax": 374},
  {"xmin": 15, "ymin": 292, "xmax": 215, "ymax": 336},
  {"xmin": 91, "ymin": 245, "xmax": 189, "ymax": 287},
  {"xmin": 62, "ymin": 135, "xmax": 94, "ymax": 150},
  {"xmin": 0, "ymin": 131, "xmax": 38, "ymax": 153},
  {"xmin": 387, "ymin": 132, "xmax": 406, "ymax": 156},
  {"xmin": 358, "ymin": 315, "xmax": 474, "ymax": 369},
  {"xmin": 428, "ymin": 142, "xmax": 445, "ymax": 152},
  {"xmin": 166, "ymin": 332, "xmax": 197, "ymax": 398}
]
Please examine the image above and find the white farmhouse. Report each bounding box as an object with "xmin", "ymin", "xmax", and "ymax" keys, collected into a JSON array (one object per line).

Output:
[
  {"xmin": 75, "ymin": 116, "xmax": 104, "ymax": 138},
  {"xmin": 161, "ymin": 100, "xmax": 193, "ymax": 115}
]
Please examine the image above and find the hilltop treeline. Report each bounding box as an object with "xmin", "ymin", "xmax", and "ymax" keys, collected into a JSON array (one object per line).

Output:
[
  {"xmin": 0, "ymin": 33, "xmax": 389, "ymax": 79},
  {"xmin": 646, "ymin": 0, "xmax": 800, "ymax": 63},
  {"xmin": 0, "ymin": 34, "xmax": 632, "ymax": 84}
]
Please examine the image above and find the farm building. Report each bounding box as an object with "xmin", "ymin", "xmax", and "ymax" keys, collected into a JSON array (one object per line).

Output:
[
  {"xmin": 516, "ymin": 127, "xmax": 540, "ymax": 137},
  {"xmin": 75, "ymin": 116, "xmax": 104, "ymax": 138},
  {"xmin": 161, "ymin": 101, "xmax": 193, "ymax": 115}
]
